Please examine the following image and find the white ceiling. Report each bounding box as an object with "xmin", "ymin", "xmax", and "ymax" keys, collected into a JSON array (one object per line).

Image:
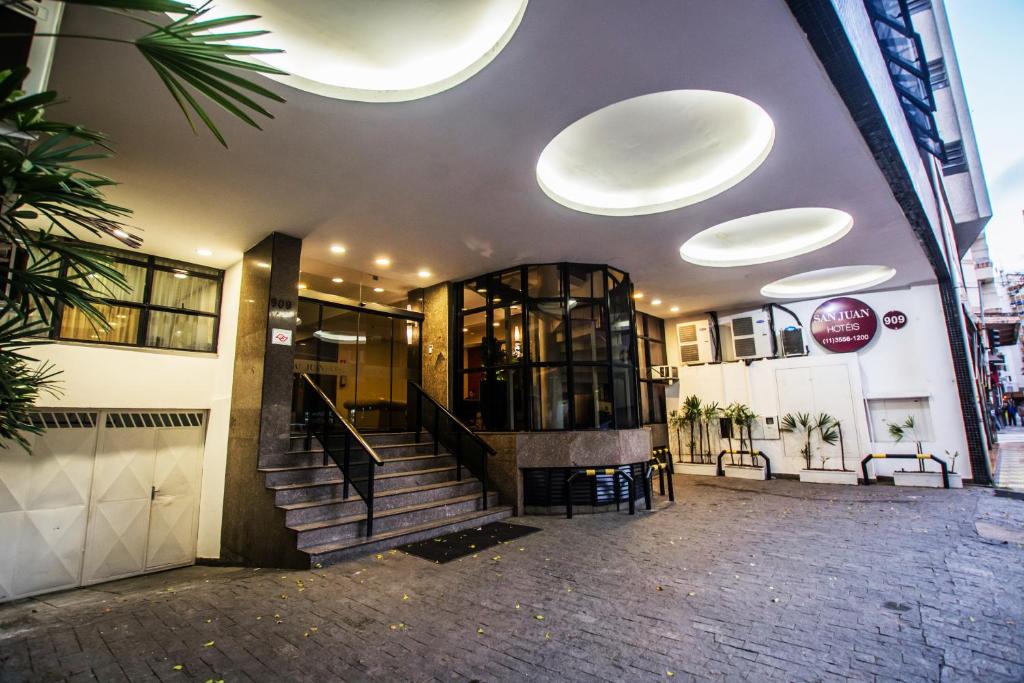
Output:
[{"xmin": 46, "ymin": 0, "xmax": 936, "ymax": 317}]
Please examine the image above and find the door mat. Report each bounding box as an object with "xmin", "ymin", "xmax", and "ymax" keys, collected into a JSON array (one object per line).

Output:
[{"xmin": 400, "ymin": 522, "xmax": 542, "ymax": 564}]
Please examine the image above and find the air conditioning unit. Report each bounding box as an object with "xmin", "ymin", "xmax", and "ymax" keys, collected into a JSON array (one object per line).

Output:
[
  {"xmin": 2, "ymin": 1, "xmax": 64, "ymax": 94},
  {"xmin": 727, "ymin": 313, "xmax": 772, "ymax": 360},
  {"xmin": 779, "ymin": 325, "xmax": 807, "ymax": 357},
  {"xmin": 676, "ymin": 320, "xmax": 714, "ymax": 364}
]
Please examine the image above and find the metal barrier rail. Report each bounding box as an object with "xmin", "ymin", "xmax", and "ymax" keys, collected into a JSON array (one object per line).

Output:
[
  {"xmin": 715, "ymin": 450, "xmax": 773, "ymax": 480},
  {"xmin": 860, "ymin": 452, "xmax": 950, "ymax": 489},
  {"xmin": 646, "ymin": 446, "xmax": 675, "ymax": 502},
  {"xmin": 565, "ymin": 468, "xmax": 636, "ymax": 519}
]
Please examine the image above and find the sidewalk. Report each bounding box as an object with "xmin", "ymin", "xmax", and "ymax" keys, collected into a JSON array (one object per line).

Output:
[{"xmin": 993, "ymin": 426, "xmax": 1024, "ymax": 490}]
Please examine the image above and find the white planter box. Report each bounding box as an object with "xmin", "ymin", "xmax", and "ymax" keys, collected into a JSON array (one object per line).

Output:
[
  {"xmin": 678, "ymin": 462, "xmax": 719, "ymax": 477},
  {"xmin": 799, "ymin": 469, "xmax": 859, "ymax": 485},
  {"xmin": 893, "ymin": 471, "xmax": 963, "ymax": 488},
  {"xmin": 723, "ymin": 465, "xmax": 767, "ymax": 480}
]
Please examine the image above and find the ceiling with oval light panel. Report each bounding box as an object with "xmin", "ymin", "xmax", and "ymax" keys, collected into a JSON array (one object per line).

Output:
[
  {"xmin": 536, "ymin": 90, "xmax": 775, "ymax": 216},
  {"xmin": 205, "ymin": 0, "xmax": 529, "ymax": 102},
  {"xmin": 680, "ymin": 208, "xmax": 853, "ymax": 267},
  {"xmin": 760, "ymin": 265, "xmax": 896, "ymax": 299}
]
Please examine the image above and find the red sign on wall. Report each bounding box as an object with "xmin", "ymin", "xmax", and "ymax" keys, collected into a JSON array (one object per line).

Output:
[
  {"xmin": 882, "ymin": 310, "xmax": 908, "ymax": 330},
  {"xmin": 810, "ymin": 297, "xmax": 878, "ymax": 353}
]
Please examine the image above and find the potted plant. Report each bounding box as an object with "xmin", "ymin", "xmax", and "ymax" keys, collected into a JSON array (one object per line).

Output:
[
  {"xmin": 793, "ymin": 414, "xmax": 859, "ymax": 485},
  {"xmin": 674, "ymin": 397, "xmax": 717, "ymax": 476},
  {"xmin": 700, "ymin": 402, "xmax": 721, "ymax": 464},
  {"xmin": 886, "ymin": 416, "xmax": 960, "ymax": 488},
  {"xmin": 722, "ymin": 403, "xmax": 769, "ymax": 480}
]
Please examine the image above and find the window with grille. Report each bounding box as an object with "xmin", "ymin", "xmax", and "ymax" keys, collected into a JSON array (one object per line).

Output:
[
  {"xmin": 942, "ymin": 140, "xmax": 968, "ymax": 176},
  {"xmin": 928, "ymin": 58, "xmax": 948, "ymax": 90}
]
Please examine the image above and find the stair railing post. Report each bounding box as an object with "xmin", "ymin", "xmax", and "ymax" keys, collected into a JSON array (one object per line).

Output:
[
  {"xmin": 320, "ymin": 404, "xmax": 328, "ymax": 468},
  {"xmin": 366, "ymin": 463, "xmax": 375, "ymax": 537},
  {"xmin": 481, "ymin": 447, "xmax": 488, "ymax": 510},
  {"xmin": 342, "ymin": 432, "xmax": 350, "ymax": 501},
  {"xmin": 455, "ymin": 432, "xmax": 463, "ymax": 482},
  {"xmin": 414, "ymin": 385, "xmax": 422, "ymax": 443},
  {"xmin": 433, "ymin": 404, "xmax": 440, "ymax": 455}
]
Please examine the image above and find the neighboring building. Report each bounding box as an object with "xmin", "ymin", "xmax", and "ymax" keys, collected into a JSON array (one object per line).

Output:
[{"xmin": 0, "ymin": 0, "xmax": 999, "ymax": 601}]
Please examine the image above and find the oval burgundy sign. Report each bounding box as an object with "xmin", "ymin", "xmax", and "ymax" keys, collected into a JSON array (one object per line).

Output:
[
  {"xmin": 810, "ymin": 297, "xmax": 878, "ymax": 353},
  {"xmin": 882, "ymin": 310, "xmax": 908, "ymax": 330}
]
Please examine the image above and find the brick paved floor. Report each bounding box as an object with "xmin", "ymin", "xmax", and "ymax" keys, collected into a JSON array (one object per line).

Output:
[{"xmin": 2, "ymin": 477, "xmax": 1023, "ymax": 682}]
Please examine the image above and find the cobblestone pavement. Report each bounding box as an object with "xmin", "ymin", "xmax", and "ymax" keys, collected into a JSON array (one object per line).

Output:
[{"xmin": 2, "ymin": 477, "xmax": 1023, "ymax": 682}]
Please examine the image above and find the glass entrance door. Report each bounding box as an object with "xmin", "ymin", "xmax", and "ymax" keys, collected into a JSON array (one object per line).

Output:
[{"xmin": 293, "ymin": 299, "xmax": 421, "ymax": 432}]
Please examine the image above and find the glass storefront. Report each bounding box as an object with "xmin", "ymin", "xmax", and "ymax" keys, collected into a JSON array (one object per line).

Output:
[
  {"xmin": 455, "ymin": 263, "xmax": 641, "ymax": 431},
  {"xmin": 292, "ymin": 298, "xmax": 422, "ymax": 432}
]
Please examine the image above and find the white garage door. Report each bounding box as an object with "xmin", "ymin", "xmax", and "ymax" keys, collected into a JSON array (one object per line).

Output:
[{"xmin": 0, "ymin": 411, "xmax": 205, "ymax": 602}]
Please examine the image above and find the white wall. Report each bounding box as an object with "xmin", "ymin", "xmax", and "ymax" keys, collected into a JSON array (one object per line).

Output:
[
  {"xmin": 664, "ymin": 284, "xmax": 975, "ymax": 479},
  {"xmin": 28, "ymin": 261, "xmax": 241, "ymax": 558}
]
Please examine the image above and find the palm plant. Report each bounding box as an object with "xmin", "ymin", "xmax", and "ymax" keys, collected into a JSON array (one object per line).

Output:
[
  {"xmin": 1, "ymin": 1, "xmax": 284, "ymax": 449},
  {"xmin": 780, "ymin": 412, "xmax": 814, "ymax": 470},
  {"xmin": 667, "ymin": 409, "xmax": 685, "ymax": 464},
  {"xmin": 888, "ymin": 415, "xmax": 924, "ymax": 471},
  {"xmin": 681, "ymin": 395, "xmax": 702, "ymax": 463},
  {"xmin": 700, "ymin": 401, "xmax": 720, "ymax": 464},
  {"xmin": 815, "ymin": 413, "xmax": 840, "ymax": 469}
]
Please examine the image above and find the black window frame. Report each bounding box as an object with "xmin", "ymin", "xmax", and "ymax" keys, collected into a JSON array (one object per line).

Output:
[
  {"xmin": 455, "ymin": 263, "xmax": 641, "ymax": 432},
  {"xmin": 46, "ymin": 243, "xmax": 224, "ymax": 353},
  {"xmin": 636, "ymin": 311, "xmax": 668, "ymax": 426}
]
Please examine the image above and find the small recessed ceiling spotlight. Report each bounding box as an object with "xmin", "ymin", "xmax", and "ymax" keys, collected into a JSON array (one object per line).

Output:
[
  {"xmin": 492, "ymin": 322, "xmax": 500, "ymax": 327},
  {"xmin": 332, "ymin": 277, "xmax": 344, "ymax": 283},
  {"xmin": 417, "ymin": 269, "xmax": 432, "ymax": 278},
  {"xmin": 173, "ymin": 271, "xmax": 188, "ymax": 280},
  {"xmin": 651, "ymin": 298, "xmax": 662, "ymax": 305},
  {"xmin": 462, "ymin": 327, "xmax": 469, "ymax": 333},
  {"xmin": 298, "ymin": 283, "xmax": 308, "ymax": 290},
  {"xmin": 330, "ymin": 244, "xmax": 347, "ymax": 254},
  {"xmin": 633, "ymin": 292, "xmax": 644, "ymax": 299},
  {"xmin": 196, "ymin": 247, "xmax": 213, "ymax": 257},
  {"xmin": 669, "ymin": 306, "xmax": 680, "ymax": 313},
  {"xmin": 374, "ymin": 257, "xmax": 391, "ymax": 267},
  {"xmin": 373, "ymin": 286, "xmax": 385, "ymax": 293}
]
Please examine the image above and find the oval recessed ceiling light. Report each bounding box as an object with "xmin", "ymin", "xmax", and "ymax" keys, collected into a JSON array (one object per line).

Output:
[
  {"xmin": 375, "ymin": 257, "xmax": 392, "ymax": 267},
  {"xmin": 332, "ymin": 277, "xmax": 344, "ymax": 283},
  {"xmin": 680, "ymin": 208, "xmax": 853, "ymax": 268},
  {"xmin": 418, "ymin": 269, "xmax": 432, "ymax": 278},
  {"xmin": 760, "ymin": 265, "xmax": 896, "ymax": 299},
  {"xmin": 330, "ymin": 244, "xmax": 347, "ymax": 255},
  {"xmin": 196, "ymin": 247, "xmax": 213, "ymax": 257},
  {"xmin": 205, "ymin": 0, "xmax": 529, "ymax": 102},
  {"xmin": 536, "ymin": 90, "xmax": 774, "ymax": 216}
]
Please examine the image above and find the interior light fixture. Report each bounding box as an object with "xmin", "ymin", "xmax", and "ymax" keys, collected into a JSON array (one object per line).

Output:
[
  {"xmin": 633, "ymin": 292, "xmax": 644, "ymax": 299},
  {"xmin": 669, "ymin": 306, "xmax": 680, "ymax": 313},
  {"xmin": 651, "ymin": 298, "xmax": 662, "ymax": 305},
  {"xmin": 196, "ymin": 247, "xmax": 213, "ymax": 257},
  {"xmin": 332, "ymin": 277, "xmax": 344, "ymax": 283},
  {"xmin": 203, "ymin": 0, "xmax": 529, "ymax": 102},
  {"xmin": 373, "ymin": 287, "xmax": 385, "ymax": 293},
  {"xmin": 173, "ymin": 271, "xmax": 188, "ymax": 280},
  {"xmin": 255, "ymin": 261, "xmax": 270, "ymax": 269},
  {"xmin": 418, "ymin": 269, "xmax": 432, "ymax": 278},
  {"xmin": 298, "ymin": 283, "xmax": 308, "ymax": 290},
  {"xmin": 536, "ymin": 90, "xmax": 775, "ymax": 216},
  {"xmin": 680, "ymin": 208, "xmax": 853, "ymax": 267},
  {"xmin": 760, "ymin": 265, "xmax": 896, "ymax": 299},
  {"xmin": 330, "ymin": 244, "xmax": 347, "ymax": 255},
  {"xmin": 375, "ymin": 257, "xmax": 392, "ymax": 267},
  {"xmin": 313, "ymin": 330, "xmax": 366, "ymax": 344}
]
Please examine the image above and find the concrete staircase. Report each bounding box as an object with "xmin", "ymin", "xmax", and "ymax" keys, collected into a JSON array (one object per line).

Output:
[{"xmin": 259, "ymin": 431, "xmax": 512, "ymax": 567}]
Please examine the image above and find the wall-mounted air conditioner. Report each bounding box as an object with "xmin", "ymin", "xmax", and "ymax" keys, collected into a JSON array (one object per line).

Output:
[
  {"xmin": 726, "ymin": 313, "xmax": 772, "ymax": 360},
  {"xmin": 779, "ymin": 325, "xmax": 807, "ymax": 357},
  {"xmin": 676, "ymin": 320, "xmax": 714, "ymax": 364}
]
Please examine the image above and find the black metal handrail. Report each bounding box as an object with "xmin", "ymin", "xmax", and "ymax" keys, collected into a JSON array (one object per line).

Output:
[
  {"xmin": 300, "ymin": 373, "xmax": 383, "ymax": 536},
  {"xmin": 860, "ymin": 452, "xmax": 950, "ymax": 489},
  {"xmin": 408, "ymin": 381, "xmax": 495, "ymax": 510},
  {"xmin": 715, "ymin": 449, "xmax": 773, "ymax": 480}
]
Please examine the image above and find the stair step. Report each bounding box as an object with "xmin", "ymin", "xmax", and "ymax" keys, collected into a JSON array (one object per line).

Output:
[
  {"xmin": 304, "ymin": 505, "xmax": 514, "ymax": 567},
  {"xmin": 269, "ymin": 465, "xmax": 460, "ymax": 505},
  {"xmin": 293, "ymin": 492, "xmax": 499, "ymax": 547},
  {"xmin": 373, "ymin": 442, "xmax": 438, "ymax": 458},
  {"xmin": 380, "ymin": 453, "xmax": 456, "ymax": 472},
  {"xmin": 279, "ymin": 479, "xmax": 483, "ymax": 525},
  {"xmin": 260, "ymin": 464, "xmax": 338, "ymax": 487}
]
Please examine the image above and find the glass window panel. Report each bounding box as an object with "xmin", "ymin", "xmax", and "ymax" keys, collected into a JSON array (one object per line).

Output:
[
  {"xmin": 648, "ymin": 340, "xmax": 666, "ymax": 366},
  {"xmin": 650, "ymin": 382, "xmax": 667, "ymax": 424},
  {"xmin": 100, "ymin": 261, "xmax": 146, "ymax": 303},
  {"xmin": 60, "ymin": 304, "xmax": 140, "ymax": 345},
  {"xmin": 531, "ymin": 366, "xmax": 568, "ymax": 430},
  {"xmin": 481, "ymin": 367, "xmax": 524, "ymax": 431},
  {"xmin": 571, "ymin": 303, "xmax": 607, "ymax": 362},
  {"xmin": 639, "ymin": 382, "xmax": 651, "ymax": 424},
  {"xmin": 462, "ymin": 310, "xmax": 485, "ymax": 369},
  {"xmin": 463, "ymin": 278, "xmax": 487, "ymax": 310},
  {"xmin": 613, "ymin": 366, "xmax": 638, "ymax": 429},
  {"xmin": 150, "ymin": 270, "xmax": 219, "ymax": 313},
  {"xmin": 573, "ymin": 366, "xmax": 612, "ymax": 429},
  {"xmin": 528, "ymin": 302, "xmax": 566, "ymax": 363},
  {"xmin": 460, "ymin": 370, "xmax": 484, "ymax": 429},
  {"xmin": 145, "ymin": 311, "xmax": 215, "ymax": 351},
  {"xmin": 390, "ymin": 319, "xmax": 418, "ymax": 431},
  {"xmin": 609, "ymin": 281, "xmax": 633, "ymax": 365},
  {"xmin": 637, "ymin": 338, "xmax": 648, "ymax": 373},
  {"xmin": 527, "ymin": 264, "xmax": 561, "ymax": 298},
  {"xmin": 646, "ymin": 316, "xmax": 665, "ymax": 342},
  {"xmin": 568, "ymin": 264, "xmax": 602, "ymax": 298},
  {"xmin": 490, "ymin": 306, "xmax": 524, "ymax": 366},
  {"xmin": 352, "ymin": 313, "xmax": 394, "ymax": 432},
  {"xmin": 495, "ymin": 269, "xmax": 522, "ymax": 301}
]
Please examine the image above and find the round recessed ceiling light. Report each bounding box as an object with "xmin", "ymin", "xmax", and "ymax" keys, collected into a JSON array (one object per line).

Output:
[
  {"xmin": 330, "ymin": 244, "xmax": 347, "ymax": 255},
  {"xmin": 651, "ymin": 298, "xmax": 662, "ymax": 306},
  {"xmin": 418, "ymin": 269, "xmax": 432, "ymax": 278},
  {"xmin": 375, "ymin": 257, "xmax": 392, "ymax": 267},
  {"xmin": 298, "ymin": 283, "xmax": 308, "ymax": 290},
  {"xmin": 373, "ymin": 287, "xmax": 385, "ymax": 293},
  {"xmin": 669, "ymin": 306, "xmax": 680, "ymax": 313},
  {"xmin": 536, "ymin": 90, "xmax": 774, "ymax": 216},
  {"xmin": 680, "ymin": 208, "xmax": 853, "ymax": 268},
  {"xmin": 760, "ymin": 265, "xmax": 896, "ymax": 299},
  {"xmin": 196, "ymin": 247, "xmax": 213, "ymax": 257},
  {"xmin": 332, "ymin": 277, "xmax": 344, "ymax": 283},
  {"xmin": 633, "ymin": 292, "xmax": 644, "ymax": 299},
  {"xmin": 205, "ymin": 0, "xmax": 529, "ymax": 102}
]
